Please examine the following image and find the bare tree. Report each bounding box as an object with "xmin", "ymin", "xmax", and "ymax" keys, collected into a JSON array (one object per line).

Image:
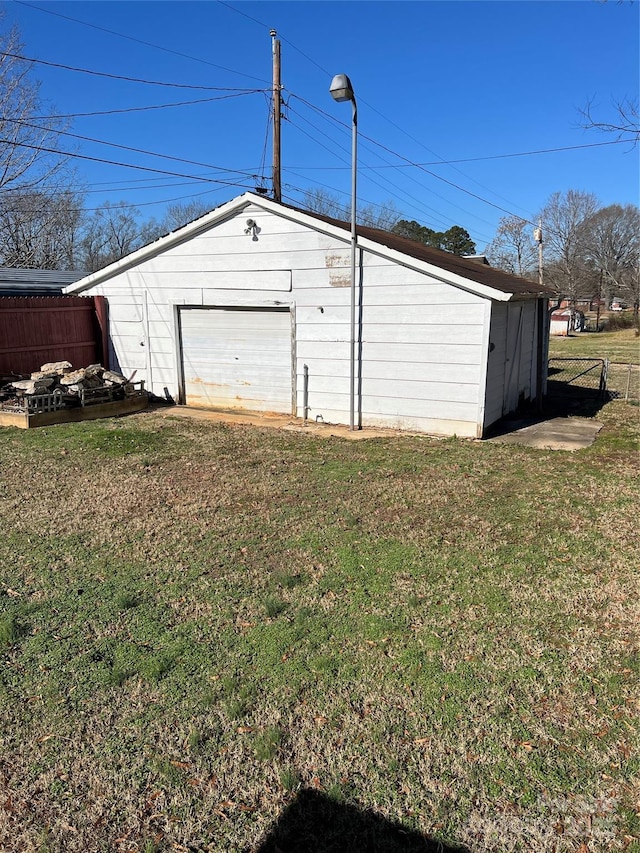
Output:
[
  {"xmin": 161, "ymin": 199, "xmax": 212, "ymax": 232},
  {"xmin": 579, "ymin": 203, "xmax": 640, "ymax": 312},
  {"xmin": 301, "ymin": 187, "xmax": 400, "ymax": 230},
  {"xmin": 579, "ymin": 96, "xmax": 639, "ymax": 143},
  {"xmin": 302, "ymin": 187, "xmax": 348, "ymax": 220},
  {"xmin": 537, "ymin": 190, "xmax": 600, "ymax": 303},
  {"xmin": 0, "ymin": 22, "xmax": 72, "ymax": 194},
  {"xmin": 0, "ymin": 189, "xmax": 84, "ymax": 268},
  {"xmin": 485, "ymin": 216, "xmax": 538, "ymax": 278},
  {"xmin": 79, "ymin": 202, "xmax": 153, "ymax": 272}
]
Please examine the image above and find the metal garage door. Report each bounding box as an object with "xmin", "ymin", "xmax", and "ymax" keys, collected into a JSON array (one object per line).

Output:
[{"xmin": 180, "ymin": 307, "xmax": 293, "ymax": 413}]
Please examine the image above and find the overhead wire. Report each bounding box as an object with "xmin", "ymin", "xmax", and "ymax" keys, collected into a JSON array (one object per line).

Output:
[
  {"xmin": 207, "ymin": 6, "xmax": 542, "ymax": 222},
  {"xmin": 283, "ymin": 137, "xmax": 636, "ymax": 169},
  {"xmin": 257, "ymin": 92, "xmax": 273, "ymax": 192},
  {"xmin": 14, "ymin": 0, "xmax": 271, "ymax": 84},
  {"xmin": 0, "ymin": 184, "xmax": 228, "ymax": 214},
  {"xmin": 285, "ymin": 99, "xmax": 496, "ymax": 237},
  {"xmin": 215, "ymin": 1, "xmax": 331, "ymax": 77},
  {"xmin": 1, "ymin": 51, "xmax": 266, "ymax": 91},
  {"xmin": 290, "ymin": 92, "xmax": 537, "ymax": 224},
  {"xmin": 0, "ymin": 138, "xmax": 258, "ymax": 190},
  {"xmin": 12, "ymin": 1, "xmax": 631, "ymax": 233},
  {"xmin": 283, "ymin": 114, "xmax": 456, "ymax": 232},
  {"xmin": 4, "ymin": 118, "xmax": 268, "ymax": 180},
  {"xmin": 30, "ymin": 91, "xmax": 268, "ymax": 121}
]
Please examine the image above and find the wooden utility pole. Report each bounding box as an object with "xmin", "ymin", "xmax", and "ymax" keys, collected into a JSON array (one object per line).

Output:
[{"xmin": 271, "ymin": 30, "xmax": 281, "ymax": 203}]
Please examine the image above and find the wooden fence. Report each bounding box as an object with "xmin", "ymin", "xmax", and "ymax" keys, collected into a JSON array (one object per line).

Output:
[{"xmin": 0, "ymin": 295, "xmax": 108, "ymax": 376}]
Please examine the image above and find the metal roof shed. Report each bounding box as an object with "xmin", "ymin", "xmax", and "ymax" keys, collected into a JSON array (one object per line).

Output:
[{"xmin": 66, "ymin": 193, "xmax": 553, "ymax": 437}]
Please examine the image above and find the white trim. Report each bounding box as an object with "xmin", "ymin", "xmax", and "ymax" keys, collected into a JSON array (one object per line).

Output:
[
  {"xmin": 65, "ymin": 192, "xmax": 523, "ymax": 303},
  {"xmin": 476, "ymin": 300, "xmax": 493, "ymax": 436}
]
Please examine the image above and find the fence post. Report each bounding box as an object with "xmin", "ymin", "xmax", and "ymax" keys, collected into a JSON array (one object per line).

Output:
[{"xmin": 599, "ymin": 358, "xmax": 609, "ymax": 399}]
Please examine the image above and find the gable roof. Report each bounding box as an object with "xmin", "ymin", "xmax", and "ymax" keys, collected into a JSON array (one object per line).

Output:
[
  {"xmin": 66, "ymin": 193, "xmax": 553, "ymax": 301},
  {"xmin": 287, "ymin": 206, "xmax": 551, "ymax": 298}
]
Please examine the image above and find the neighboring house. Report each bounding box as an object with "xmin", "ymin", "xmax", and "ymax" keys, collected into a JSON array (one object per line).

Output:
[
  {"xmin": 0, "ymin": 268, "xmax": 88, "ymax": 296},
  {"xmin": 66, "ymin": 193, "xmax": 553, "ymax": 437}
]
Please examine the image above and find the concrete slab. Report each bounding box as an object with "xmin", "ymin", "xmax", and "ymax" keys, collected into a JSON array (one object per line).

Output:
[
  {"xmin": 150, "ymin": 406, "xmax": 603, "ymax": 451},
  {"xmin": 152, "ymin": 405, "xmax": 418, "ymax": 440},
  {"xmin": 486, "ymin": 416, "xmax": 604, "ymax": 451}
]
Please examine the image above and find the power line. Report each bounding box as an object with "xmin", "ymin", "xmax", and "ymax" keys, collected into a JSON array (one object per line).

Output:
[
  {"xmin": 1, "ymin": 51, "xmax": 264, "ymax": 91},
  {"xmin": 19, "ymin": 178, "xmax": 210, "ymax": 196},
  {"xmin": 288, "ymin": 92, "xmax": 537, "ymax": 225},
  {"xmin": 30, "ymin": 91, "xmax": 267, "ymax": 121},
  {"xmin": 285, "ymin": 100, "xmax": 497, "ymax": 234},
  {"xmin": 284, "ymin": 137, "xmax": 636, "ymax": 169},
  {"xmin": 0, "ymin": 185, "xmax": 227, "ymax": 214},
  {"xmin": 283, "ymin": 114, "xmax": 455, "ymax": 231},
  {"xmin": 215, "ymin": 1, "xmax": 331, "ymax": 78},
  {"xmin": 14, "ymin": 0, "xmax": 271, "ymax": 85},
  {"xmin": 0, "ymin": 138, "xmax": 258, "ymax": 189},
  {"xmin": 5, "ymin": 118, "xmax": 267, "ymax": 180}
]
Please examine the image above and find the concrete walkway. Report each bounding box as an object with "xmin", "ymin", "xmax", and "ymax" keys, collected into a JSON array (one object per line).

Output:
[{"xmin": 486, "ymin": 416, "xmax": 604, "ymax": 451}]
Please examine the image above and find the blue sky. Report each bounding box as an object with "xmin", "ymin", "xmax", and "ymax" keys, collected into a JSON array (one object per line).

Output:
[{"xmin": 4, "ymin": 0, "xmax": 639, "ymax": 250}]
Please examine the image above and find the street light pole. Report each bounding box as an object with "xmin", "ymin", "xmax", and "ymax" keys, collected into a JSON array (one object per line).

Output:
[{"xmin": 329, "ymin": 74, "xmax": 358, "ymax": 430}]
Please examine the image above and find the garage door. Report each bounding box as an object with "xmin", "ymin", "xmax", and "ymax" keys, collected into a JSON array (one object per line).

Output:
[{"xmin": 180, "ymin": 307, "xmax": 293, "ymax": 413}]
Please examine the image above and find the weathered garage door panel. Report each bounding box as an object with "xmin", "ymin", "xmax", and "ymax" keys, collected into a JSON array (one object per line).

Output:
[{"xmin": 180, "ymin": 307, "xmax": 293, "ymax": 413}]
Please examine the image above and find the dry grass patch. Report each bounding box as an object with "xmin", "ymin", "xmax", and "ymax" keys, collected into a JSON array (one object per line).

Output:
[{"xmin": 0, "ymin": 404, "xmax": 638, "ymax": 852}]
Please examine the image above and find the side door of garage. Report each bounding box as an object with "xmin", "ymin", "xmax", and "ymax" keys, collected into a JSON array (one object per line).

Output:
[{"xmin": 179, "ymin": 306, "xmax": 294, "ymax": 414}]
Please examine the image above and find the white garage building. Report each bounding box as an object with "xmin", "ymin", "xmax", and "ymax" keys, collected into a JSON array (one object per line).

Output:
[{"xmin": 67, "ymin": 193, "xmax": 552, "ymax": 437}]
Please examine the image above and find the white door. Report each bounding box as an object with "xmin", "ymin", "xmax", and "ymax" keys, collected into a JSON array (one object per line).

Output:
[{"xmin": 180, "ymin": 307, "xmax": 293, "ymax": 413}]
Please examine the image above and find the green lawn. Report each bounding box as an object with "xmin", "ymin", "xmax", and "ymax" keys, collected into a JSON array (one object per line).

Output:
[
  {"xmin": 549, "ymin": 327, "xmax": 640, "ymax": 364},
  {"xmin": 0, "ymin": 404, "xmax": 638, "ymax": 852}
]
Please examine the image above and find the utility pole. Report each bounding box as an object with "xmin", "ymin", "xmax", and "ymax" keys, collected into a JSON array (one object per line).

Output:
[
  {"xmin": 534, "ymin": 220, "xmax": 543, "ymax": 287},
  {"xmin": 270, "ymin": 29, "xmax": 282, "ymax": 203},
  {"xmin": 533, "ymin": 220, "xmax": 545, "ymax": 413}
]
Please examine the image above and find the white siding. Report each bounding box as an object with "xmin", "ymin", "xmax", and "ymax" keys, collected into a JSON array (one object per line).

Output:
[
  {"xmin": 483, "ymin": 299, "xmax": 540, "ymax": 431},
  {"xmin": 85, "ymin": 203, "xmax": 493, "ymax": 436}
]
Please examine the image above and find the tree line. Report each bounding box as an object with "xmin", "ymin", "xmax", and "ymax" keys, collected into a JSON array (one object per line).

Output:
[
  {"xmin": 1, "ymin": 20, "xmax": 637, "ymax": 314},
  {"xmin": 485, "ymin": 192, "xmax": 639, "ymax": 313}
]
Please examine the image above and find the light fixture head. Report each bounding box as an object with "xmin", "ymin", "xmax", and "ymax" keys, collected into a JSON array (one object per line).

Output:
[{"xmin": 329, "ymin": 74, "xmax": 354, "ymax": 103}]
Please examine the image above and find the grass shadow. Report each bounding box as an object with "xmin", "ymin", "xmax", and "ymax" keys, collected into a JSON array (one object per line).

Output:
[{"xmin": 251, "ymin": 788, "xmax": 469, "ymax": 853}]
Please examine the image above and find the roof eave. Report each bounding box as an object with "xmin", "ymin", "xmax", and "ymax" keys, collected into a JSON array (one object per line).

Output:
[
  {"xmin": 65, "ymin": 193, "xmax": 257, "ymax": 293},
  {"xmin": 65, "ymin": 192, "xmax": 549, "ymax": 302}
]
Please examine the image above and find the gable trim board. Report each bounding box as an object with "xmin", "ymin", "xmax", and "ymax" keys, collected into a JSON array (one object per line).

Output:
[{"xmin": 66, "ymin": 193, "xmax": 552, "ymax": 437}]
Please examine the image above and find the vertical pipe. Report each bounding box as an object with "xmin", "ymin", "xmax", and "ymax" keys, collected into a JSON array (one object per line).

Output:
[
  {"xmin": 303, "ymin": 364, "xmax": 309, "ymax": 422},
  {"xmin": 349, "ymin": 98, "xmax": 358, "ymax": 430}
]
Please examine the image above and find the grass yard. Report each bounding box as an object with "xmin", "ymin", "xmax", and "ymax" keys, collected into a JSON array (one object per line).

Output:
[
  {"xmin": 548, "ymin": 328, "xmax": 640, "ymax": 365},
  {"xmin": 0, "ymin": 402, "xmax": 638, "ymax": 852}
]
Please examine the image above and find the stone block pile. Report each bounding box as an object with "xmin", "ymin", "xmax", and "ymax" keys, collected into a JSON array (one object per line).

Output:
[{"xmin": 1, "ymin": 361, "xmax": 138, "ymax": 410}]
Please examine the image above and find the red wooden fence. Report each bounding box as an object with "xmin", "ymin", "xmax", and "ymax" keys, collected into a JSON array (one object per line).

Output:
[{"xmin": 0, "ymin": 295, "xmax": 108, "ymax": 376}]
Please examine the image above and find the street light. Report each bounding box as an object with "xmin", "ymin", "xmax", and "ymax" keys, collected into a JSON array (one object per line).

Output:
[{"xmin": 329, "ymin": 74, "xmax": 358, "ymax": 431}]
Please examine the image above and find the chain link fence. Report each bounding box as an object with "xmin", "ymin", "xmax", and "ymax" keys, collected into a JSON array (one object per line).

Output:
[
  {"xmin": 547, "ymin": 358, "xmax": 607, "ymax": 399},
  {"xmin": 606, "ymin": 362, "xmax": 640, "ymax": 402},
  {"xmin": 547, "ymin": 357, "xmax": 640, "ymax": 403}
]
